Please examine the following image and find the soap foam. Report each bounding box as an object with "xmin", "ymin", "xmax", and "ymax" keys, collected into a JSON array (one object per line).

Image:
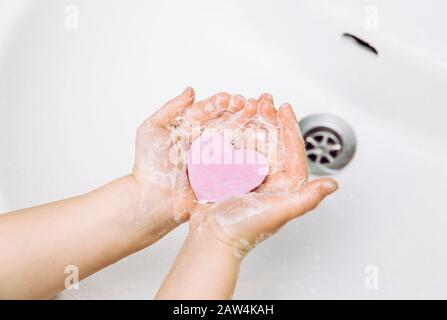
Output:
[{"xmin": 136, "ymin": 97, "xmax": 303, "ymax": 255}]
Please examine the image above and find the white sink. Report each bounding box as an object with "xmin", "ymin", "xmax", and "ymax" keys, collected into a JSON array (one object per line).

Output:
[{"xmin": 1, "ymin": 0, "xmax": 446, "ymax": 299}]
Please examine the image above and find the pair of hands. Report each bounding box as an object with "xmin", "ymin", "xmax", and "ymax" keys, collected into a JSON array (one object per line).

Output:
[
  {"xmin": 132, "ymin": 87, "xmax": 338, "ymax": 257},
  {"xmin": 0, "ymin": 87, "xmax": 337, "ymax": 300}
]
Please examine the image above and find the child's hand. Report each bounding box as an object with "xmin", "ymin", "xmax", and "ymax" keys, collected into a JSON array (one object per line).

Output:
[
  {"xmin": 188, "ymin": 95, "xmax": 338, "ymax": 258},
  {"xmin": 156, "ymin": 95, "xmax": 338, "ymax": 299},
  {"xmin": 0, "ymin": 86, "xmax": 249, "ymax": 299},
  {"xmin": 131, "ymin": 88, "xmax": 246, "ymax": 244}
]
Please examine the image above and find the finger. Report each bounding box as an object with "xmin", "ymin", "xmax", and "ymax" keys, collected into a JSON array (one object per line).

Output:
[
  {"xmin": 204, "ymin": 96, "xmax": 250, "ymax": 144},
  {"xmin": 278, "ymin": 103, "xmax": 308, "ymax": 181},
  {"xmin": 258, "ymin": 99, "xmax": 277, "ymax": 125},
  {"xmin": 184, "ymin": 92, "xmax": 231, "ymax": 125},
  {"xmin": 258, "ymin": 93, "xmax": 274, "ymax": 104},
  {"xmin": 214, "ymin": 94, "xmax": 245, "ymax": 126},
  {"xmin": 149, "ymin": 87, "xmax": 195, "ymax": 127},
  {"xmin": 244, "ymin": 178, "xmax": 336, "ymax": 231},
  {"xmin": 232, "ymin": 98, "xmax": 257, "ymax": 126},
  {"xmin": 228, "ymin": 94, "xmax": 246, "ymax": 113},
  {"xmin": 279, "ymin": 178, "xmax": 338, "ymax": 221}
]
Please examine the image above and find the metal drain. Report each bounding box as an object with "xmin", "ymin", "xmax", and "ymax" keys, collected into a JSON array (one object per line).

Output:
[{"xmin": 298, "ymin": 114, "xmax": 356, "ymax": 175}]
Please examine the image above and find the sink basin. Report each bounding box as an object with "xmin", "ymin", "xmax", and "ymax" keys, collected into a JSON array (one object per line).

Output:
[{"xmin": 1, "ymin": 0, "xmax": 446, "ymax": 299}]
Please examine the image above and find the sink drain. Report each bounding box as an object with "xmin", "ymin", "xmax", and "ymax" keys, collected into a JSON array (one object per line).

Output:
[{"xmin": 298, "ymin": 114, "xmax": 356, "ymax": 175}]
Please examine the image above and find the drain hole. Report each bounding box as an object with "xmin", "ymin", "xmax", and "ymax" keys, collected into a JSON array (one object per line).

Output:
[
  {"xmin": 342, "ymin": 33, "xmax": 378, "ymax": 56},
  {"xmin": 299, "ymin": 114, "xmax": 356, "ymax": 175},
  {"xmin": 304, "ymin": 127, "xmax": 343, "ymax": 166}
]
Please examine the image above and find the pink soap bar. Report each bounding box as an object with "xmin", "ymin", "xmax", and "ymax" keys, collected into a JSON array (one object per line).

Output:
[{"xmin": 187, "ymin": 131, "xmax": 269, "ymax": 202}]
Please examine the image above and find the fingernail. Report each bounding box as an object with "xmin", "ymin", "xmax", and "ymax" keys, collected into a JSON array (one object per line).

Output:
[
  {"xmin": 259, "ymin": 93, "xmax": 274, "ymax": 103},
  {"xmin": 280, "ymin": 103, "xmax": 297, "ymax": 122},
  {"xmin": 182, "ymin": 87, "xmax": 194, "ymax": 99},
  {"xmin": 247, "ymin": 98, "xmax": 258, "ymax": 107},
  {"xmin": 230, "ymin": 94, "xmax": 246, "ymax": 111},
  {"xmin": 241, "ymin": 98, "xmax": 255, "ymax": 115},
  {"xmin": 211, "ymin": 92, "xmax": 231, "ymax": 109},
  {"xmin": 281, "ymin": 103, "xmax": 292, "ymax": 113},
  {"xmin": 323, "ymin": 180, "xmax": 338, "ymax": 194}
]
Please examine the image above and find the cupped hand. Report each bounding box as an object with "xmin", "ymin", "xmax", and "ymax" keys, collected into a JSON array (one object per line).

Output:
[
  {"xmin": 131, "ymin": 87, "xmax": 246, "ymax": 244},
  {"xmin": 188, "ymin": 94, "xmax": 338, "ymax": 257}
]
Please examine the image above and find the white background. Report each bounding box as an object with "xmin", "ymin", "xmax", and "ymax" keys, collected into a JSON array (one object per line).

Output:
[{"xmin": 1, "ymin": 0, "xmax": 447, "ymax": 299}]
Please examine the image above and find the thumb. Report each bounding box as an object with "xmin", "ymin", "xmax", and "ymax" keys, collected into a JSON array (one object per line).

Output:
[{"xmin": 148, "ymin": 87, "xmax": 195, "ymax": 127}]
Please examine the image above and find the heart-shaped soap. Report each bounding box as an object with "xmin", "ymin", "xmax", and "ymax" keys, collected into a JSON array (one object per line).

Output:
[{"xmin": 187, "ymin": 131, "xmax": 269, "ymax": 202}]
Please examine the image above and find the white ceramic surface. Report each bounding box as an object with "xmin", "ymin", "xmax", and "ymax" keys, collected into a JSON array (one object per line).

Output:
[{"xmin": 1, "ymin": 0, "xmax": 446, "ymax": 299}]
